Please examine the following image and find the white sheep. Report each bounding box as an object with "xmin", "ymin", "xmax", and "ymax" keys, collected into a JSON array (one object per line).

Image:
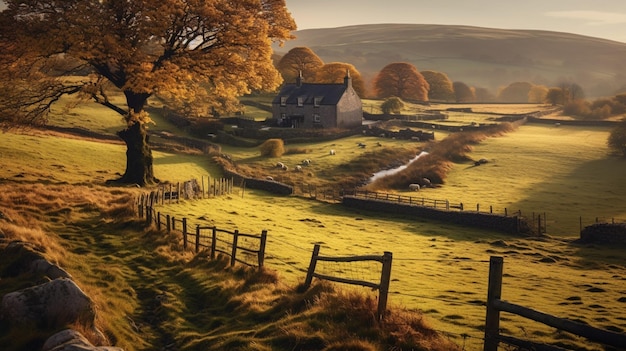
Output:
[
  {"xmin": 295, "ymin": 165, "xmax": 302, "ymax": 172},
  {"xmin": 302, "ymin": 159, "xmax": 311, "ymax": 166},
  {"xmin": 408, "ymin": 184, "xmax": 421, "ymax": 191},
  {"xmin": 266, "ymin": 176, "xmax": 274, "ymax": 181},
  {"xmin": 330, "ymin": 149, "xmax": 335, "ymax": 155},
  {"xmin": 276, "ymin": 162, "xmax": 285, "ymax": 169}
]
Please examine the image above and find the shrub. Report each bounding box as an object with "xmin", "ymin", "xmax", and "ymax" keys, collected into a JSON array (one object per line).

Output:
[
  {"xmin": 381, "ymin": 97, "xmax": 405, "ymax": 114},
  {"xmin": 259, "ymin": 138, "xmax": 285, "ymax": 157}
]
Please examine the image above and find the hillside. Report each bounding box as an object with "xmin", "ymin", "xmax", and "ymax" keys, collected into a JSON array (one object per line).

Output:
[{"xmin": 273, "ymin": 24, "xmax": 626, "ymax": 97}]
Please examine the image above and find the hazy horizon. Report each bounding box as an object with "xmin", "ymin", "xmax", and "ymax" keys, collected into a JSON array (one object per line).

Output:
[{"xmin": 285, "ymin": 0, "xmax": 626, "ymax": 43}]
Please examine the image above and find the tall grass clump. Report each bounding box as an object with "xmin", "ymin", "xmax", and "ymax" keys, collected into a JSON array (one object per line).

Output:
[{"xmin": 259, "ymin": 138, "xmax": 285, "ymax": 157}]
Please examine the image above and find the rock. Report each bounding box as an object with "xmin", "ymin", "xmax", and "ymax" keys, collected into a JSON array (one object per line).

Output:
[
  {"xmin": 0, "ymin": 278, "xmax": 95, "ymax": 328},
  {"xmin": 42, "ymin": 329, "xmax": 124, "ymax": 351},
  {"xmin": 30, "ymin": 258, "xmax": 72, "ymax": 280}
]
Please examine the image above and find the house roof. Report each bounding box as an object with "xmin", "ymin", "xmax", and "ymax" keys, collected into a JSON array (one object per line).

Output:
[{"xmin": 272, "ymin": 82, "xmax": 348, "ymax": 106}]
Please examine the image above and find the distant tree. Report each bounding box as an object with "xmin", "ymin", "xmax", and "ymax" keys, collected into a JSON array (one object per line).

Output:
[
  {"xmin": 546, "ymin": 87, "xmax": 565, "ymax": 105},
  {"xmin": 528, "ymin": 85, "xmax": 549, "ymax": 103},
  {"xmin": 453, "ymin": 82, "xmax": 475, "ymax": 103},
  {"xmin": 421, "ymin": 70, "xmax": 454, "ymax": 101},
  {"xmin": 0, "ymin": 0, "xmax": 295, "ymax": 186},
  {"xmin": 276, "ymin": 47, "xmax": 324, "ymax": 84},
  {"xmin": 474, "ymin": 87, "xmax": 496, "ymax": 102},
  {"xmin": 380, "ymin": 97, "xmax": 405, "ymax": 114},
  {"xmin": 315, "ymin": 62, "xmax": 366, "ymax": 97},
  {"xmin": 608, "ymin": 119, "xmax": 626, "ymax": 157},
  {"xmin": 497, "ymin": 82, "xmax": 533, "ymax": 103},
  {"xmin": 373, "ymin": 63, "xmax": 429, "ymax": 101}
]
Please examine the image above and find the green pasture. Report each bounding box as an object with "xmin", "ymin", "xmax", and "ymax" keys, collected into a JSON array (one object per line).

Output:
[{"xmin": 3, "ymin": 98, "xmax": 625, "ymax": 350}]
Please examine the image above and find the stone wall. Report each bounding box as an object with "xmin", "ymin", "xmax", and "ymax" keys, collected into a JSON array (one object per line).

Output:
[
  {"xmin": 579, "ymin": 223, "xmax": 626, "ymax": 245},
  {"xmin": 342, "ymin": 196, "xmax": 534, "ymax": 235}
]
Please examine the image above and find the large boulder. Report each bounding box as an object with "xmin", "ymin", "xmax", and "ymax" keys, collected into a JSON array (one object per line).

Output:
[
  {"xmin": 42, "ymin": 329, "xmax": 123, "ymax": 351},
  {"xmin": 1, "ymin": 241, "xmax": 71, "ymax": 280},
  {"xmin": 0, "ymin": 278, "xmax": 95, "ymax": 328}
]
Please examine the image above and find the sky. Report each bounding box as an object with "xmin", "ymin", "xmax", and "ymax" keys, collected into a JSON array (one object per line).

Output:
[{"xmin": 285, "ymin": 0, "xmax": 626, "ymax": 43}]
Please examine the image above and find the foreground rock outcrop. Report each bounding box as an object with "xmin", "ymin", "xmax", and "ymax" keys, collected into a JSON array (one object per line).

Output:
[{"xmin": 0, "ymin": 241, "xmax": 124, "ymax": 350}]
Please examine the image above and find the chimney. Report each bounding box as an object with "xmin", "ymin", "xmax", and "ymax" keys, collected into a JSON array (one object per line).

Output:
[
  {"xmin": 343, "ymin": 69, "xmax": 352, "ymax": 88},
  {"xmin": 296, "ymin": 70, "xmax": 303, "ymax": 87}
]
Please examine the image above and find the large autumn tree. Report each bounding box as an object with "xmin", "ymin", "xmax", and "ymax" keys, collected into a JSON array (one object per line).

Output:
[
  {"xmin": 373, "ymin": 62, "xmax": 429, "ymax": 102},
  {"xmin": 276, "ymin": 46, "xmax": 324, "ymax": 84},
  {"xmin": 0, "ymin": 0, "xmax": 296, "ymax": 186},
  {"xmin": 421, "ymin": 70, "xmax": 454, "ymax": 102}
]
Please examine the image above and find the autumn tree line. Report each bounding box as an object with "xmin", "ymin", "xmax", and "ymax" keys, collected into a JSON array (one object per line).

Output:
[{"xmin": 275, "ymin": 46, "xmax": 626, "ymax": 121}]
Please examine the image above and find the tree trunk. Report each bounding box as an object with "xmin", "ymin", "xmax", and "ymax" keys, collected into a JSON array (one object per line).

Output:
[{"xmin": 110, "ymin": 91, "xmax": 157, "ymax": 187}]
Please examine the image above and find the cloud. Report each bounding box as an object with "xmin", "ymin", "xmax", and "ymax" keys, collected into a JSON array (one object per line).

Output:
[{"xmin": 545, "ymin": 10, "xmax": 626, "ymax": 26}]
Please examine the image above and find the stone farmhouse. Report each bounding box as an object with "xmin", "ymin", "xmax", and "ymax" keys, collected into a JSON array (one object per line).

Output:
[{"xmin": 272, "ymin": 71, "xmax": 363, "ymax": 129}]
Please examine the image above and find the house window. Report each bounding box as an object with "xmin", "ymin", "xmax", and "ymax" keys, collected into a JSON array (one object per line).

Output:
[
  {"xmin": 280, "ymin": 96, "xmax": 287, "ymax": 106},
  {"xmin": 313, "ymin": 114, "xmax": 321, "ymax": 123},
  {"xmin": 297, "ymin": 97, "xmax": 304, "ymax": 107},
  {"xmin": 314, "ymin": 97, "xmax": 322, "ymax": 107}
]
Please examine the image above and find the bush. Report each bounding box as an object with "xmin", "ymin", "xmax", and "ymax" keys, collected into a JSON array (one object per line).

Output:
[
  {"xmin": 381, "ymin": 97, "xmax": 405, "ymax": 114},
  {"xmin": 259, "ymin": 138, "xmax": 285, "ymax": 157}
]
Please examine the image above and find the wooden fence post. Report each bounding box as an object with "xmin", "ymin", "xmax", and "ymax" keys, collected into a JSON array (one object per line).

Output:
[
  {"xmin": 157, "ymin": 212, "xmax": 162, "ymax": 230},
  {"xmin": 146, "ymin": 206, "xmax": 152, "ymax": 225},
  {"xmin": 484, "ymin": 256, "xmax": 504, "ymax": 351},
  {"xmin": 182, "ymin": 218, "xmax": 188, "ymax": 250},
  {"xmin": 304, "ymin": 244, "xmax": 321, "ymax": 290},
  {"xmin": 195, "ymin": 225, "xmax": 200, "ymax": 253},
  {"xmin": 230, "ymin": 230, "xmax": 239, "ymax": 267},
  {"xmin": 258, "ymin": 230, "xmax": 267, "ymax": 269},
  {"xmin": 166, "ymin": 214, "xmax": 171, "ymax": 233},
  {"xmin": 378, "ymin": 251, "xmax": 393, "ymax": 321},
  {"xmin": 211, "ymin": 227, "xmax": 217, "ymax": 260},
  {"xmin": 172, "ymin": 217, "xmax": 176, "ymax": 231}
]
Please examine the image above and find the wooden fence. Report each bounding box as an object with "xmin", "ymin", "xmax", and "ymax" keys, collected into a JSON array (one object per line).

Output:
[
  {"xmin": 142, "ymin": 177, "xmax": 234, "ymax": 206},
  {"xmin": 303, "ymin": 244, "xmax": 393, "ymax": 321},
  {"xmin": 139, "ymin": 203, "xmax": 266, "ymax": 269},
  {"xmin": 484, "ymin": 256, "xmax": 626, "ymax": 351}
]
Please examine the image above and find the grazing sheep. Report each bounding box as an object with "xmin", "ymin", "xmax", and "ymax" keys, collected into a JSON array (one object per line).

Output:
[
  {"xmin": 282, "ymin": 165, "xmax": 288, "ymax": 171},
  {"xmin": 376, "ymin": 142, "xmax": 382, "ymax": 147},
  {"xmin": 276, "ymin": 162, "xmax": 285, "ymax": 169},
  {"xmin": 295, "ymin": 165, "xmax": 302, "ymax": 172},
  {"xmin": 302, "ymin": 159, "xmax": 311, "ymax": 166},
  {"xmin": 266, "ymin": 176, "xmax": 274, "ymax": 181},
  {"xmin": 408, "ymin": 183, "xmax": 421, "ymax": 191},
  {"xmin": 411, "ymin": 136, "xmax": 420, "ymax": 141},
  {"xmin": 474, "ymin": 158, "xmax": 489, "ymax": 166},
  {"xmin": 330, "ymin": 149, "xmax": 335, "ymax": 155},
  {"xmin": 421, "ymin": 178, "xmax": 432, "ymax": 187},
  {"xmin": 555, "ymin": 122, "xmax": 561, "ymax": 127},
  {"xmin": 357, "ymin": 142, "xmax": 366, "ymax": 148}
]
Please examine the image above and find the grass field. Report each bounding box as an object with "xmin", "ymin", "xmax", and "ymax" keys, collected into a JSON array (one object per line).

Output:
[{"xmin": 1, "ymin": 99, "xmax": 625, "ymax": 350}]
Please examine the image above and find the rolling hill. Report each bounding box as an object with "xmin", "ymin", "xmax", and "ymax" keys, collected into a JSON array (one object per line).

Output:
[{"xmin": 273, "ymin": 24, "xmax": 626, "ymax": 97}]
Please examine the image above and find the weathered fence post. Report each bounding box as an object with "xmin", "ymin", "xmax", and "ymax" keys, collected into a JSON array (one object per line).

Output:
[
  {"xmin": 258, "ymin": 230, "xmax": 268, "ymax": 269},
  {"xmin": 484, "ymin": 256, "xmax": 504, "ymax": 351},
  {"xmin": 146, "ymin": 206, "xmax": 152, "ymax": 225},
  {"xmin": 166, "ymin": 214, "xmax": 171, "ymax": 233},
  {"xmin": 211, "ymin": 227, "xmax": 217, "ymax": 260},
  {"xmin": 172, "ymin": 217, "xmax": 176, "ymax": 231},
  {"xmin": 182, "ymin": 218, "xmax": 188, "ymax": 250},
  {"xmin": 304, "ymin": 244, "xmax": 321, "ymax": 290},
  {"xmin": 230, "ymin": 230, "xmax": 239, "ymax": 267},
  {"xmin": 378, "ymin": 251, "xmax": 393, "ymax": 321},
  {"xmin": 157, "ymin": 212, "xmax": 162, "ymax": 230},
  {"xmin": 195, "ymin": 225, "xmax": 200, "ymax": 253}
]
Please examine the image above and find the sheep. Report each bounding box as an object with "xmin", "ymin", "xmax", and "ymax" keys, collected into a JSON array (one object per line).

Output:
[
  {"xmin": 411, "ymin": 136, "xmax": 420, "ymax": 141},
  {"xmin": 357, "ymin": 142, "xmax": 366, "ymax": 148},
  {"xmin": 555, "ymin": 122, "xmax": 561, "ymax": 127},
  {"xmin": 276, "ymin": 162, "xmax": 285, "ymax": 169},
  {"xmin": 266, "ymin": 176, "xmax": 274, "ymax": 181},
  {"xmin": 301, "ymin": 159, "xmax": 311, "ymax": 166},
  {"xmin": 408, "ymin": 183, "xmax": 421, "ymax": 191},
  {"xmin": 295, "ymin": 165, "xmax": 302, "ymax": 172},
  {"xmin": 421, "ymin": 178, "xmax": 432, "ymax": 187},
  {"xmin": 376, "ymin": 142, "xmax": 382, "ymax": 147},
  {"xmin": 330, "ymin": 149, "xmax": 336, "ymax": 155}
]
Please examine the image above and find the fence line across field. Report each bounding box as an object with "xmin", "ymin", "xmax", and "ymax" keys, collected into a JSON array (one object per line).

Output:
[{"xmin": 136, "ymin": 193, "xmax": 625, "ymax": 351}]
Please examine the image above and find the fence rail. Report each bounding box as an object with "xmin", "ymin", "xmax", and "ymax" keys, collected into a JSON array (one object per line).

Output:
[
  {"xmin": 304, "ymin": 244, "xmax": 393, "ymax": 321},
  {"xmin": 484, "ymin": 256, "xmax": 626, "ymax": 351},
  {"xmin": 138, "ymin": 202, "xmax": 266, "ymax": 269}
]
